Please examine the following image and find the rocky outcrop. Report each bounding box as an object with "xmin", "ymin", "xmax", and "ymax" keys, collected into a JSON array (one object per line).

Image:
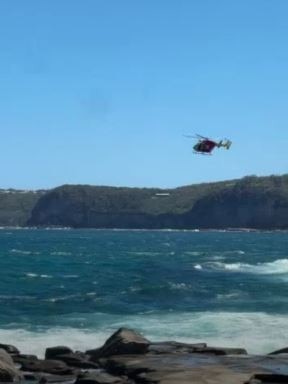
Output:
[
  {"xmin": 86, "ymin": 328, "xmax": 150, "ymax": 360},
  {"xmin": 0, "ymin": 328, "xmax": 288, "ymax": 383},
  {"xmin": 45, "ymin": 346, "xmax": 73, "ymax": 360}
]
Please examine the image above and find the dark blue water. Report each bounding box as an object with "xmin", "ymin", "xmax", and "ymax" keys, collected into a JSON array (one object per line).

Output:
[{"xmin": 0, "ymin": 229, "xmax": 288, "ymax": 355}]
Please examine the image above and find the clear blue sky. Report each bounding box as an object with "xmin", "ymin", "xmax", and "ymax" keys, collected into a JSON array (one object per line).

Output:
[{"xmin": 1, "ymin": 0, "xmax": 287, "ymax": 190}]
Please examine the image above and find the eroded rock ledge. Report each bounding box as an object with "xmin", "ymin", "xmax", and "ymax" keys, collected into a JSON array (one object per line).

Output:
[{"xmin": 1, "ymin": 327, "xmax": 288, "ymax": 384}]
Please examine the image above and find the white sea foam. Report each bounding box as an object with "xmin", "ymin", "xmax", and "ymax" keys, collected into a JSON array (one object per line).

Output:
[
  {"xmin": 25, "ymin": 273, "xmax": 53, "ymax": 278},
  {"xmin": 168, "ymin": 282, "xmax": 191, "ymax": 290},
  {"xmin": 184, "ymin": 251, "xmax": 203, "ymax": 256},
  {"xmin": 0, "ymin": 328, "xmax": 109, "ymax": 358},
  {"xmin": 10, "ymin": 249, "xmax": 41, "ymax": 255},
  {"xmin": 25, "ymin": 273, "xmax": 38, "ymax": 278},
  {"xmin": 10, "ymin": 249, "xmax": 32, "ymax": 255},
  {"xmin": 126, "ymin": 251, "xmax": 161, "ymax": 256},
  {"xmin": 50, "ymin": 252, "xmax": 72, "ymax": 256},
  {"xmin": 216, "ymin": 292, "xmax": 244, "ymax": 300},
  {"xmin": 196, "ymin": 259, "xmax": 288, "ymax": 275},
  {"xmin": 2, "ymin": 311, "xmax": 288, "ymax": 357}
]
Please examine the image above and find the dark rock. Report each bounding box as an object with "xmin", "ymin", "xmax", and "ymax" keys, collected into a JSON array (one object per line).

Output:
[
  {"xmin": 76, "ymin": 371, "xmax": 129, "ymax": 384},
  {"xmin": 0, "ymin": 343, "xmax": 19, "ymax": 355},
  {"xmin": 19, "ymin": 358, "xmax": 76, "ymax": 375},
  {"xmin": 45, "ymin": 346, "xmax": 74, "ymax": 360},
  {"xmin": 269, "ymin": 348, "xmax": 288, "ymax": 355},
  {"xmin": 23, "ymin": 372, "xmax": 41, "ymax": 381},
  {"xmin": 86, "ymin": 328, "xmax": 150, "ymax": 360},
  {"xmin": 12, "ymin": 354, "xmax": 38, "ymax": 365},
  {"xmin": 148, "ymin": 341, "xmax": 207, "ymax": 354},
  {"xmin": 194, "ymin": 346, "xmax": 247, "ymax": 355},
  {"xmin": 100, "ymin": 356, "xmax": 152, "ymax": 378},
  {"xmin": 246, "ymin": 373, "xmax": 288, "ymax": 383},
  {"xmin": 23, "ymin": 372, "xmax": 78, "ymax": 384},
  {"xmin": 53, "ymin": 353, "xmax": 99, "ymax": 369},
  {"xmin": 148, "ymin": 342, "xmax": 247, "ymax": 356},
  {"xmin": 38, "ymin": 373, "xmax": 78, "ymax": 383}
]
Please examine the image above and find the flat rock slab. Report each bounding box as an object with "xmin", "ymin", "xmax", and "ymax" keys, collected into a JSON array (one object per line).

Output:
[{"xmin": 102, "ymin": 353, "xmax": 288, "ymax": 384}]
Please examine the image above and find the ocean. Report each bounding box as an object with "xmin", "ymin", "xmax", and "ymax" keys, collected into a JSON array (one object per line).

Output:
[{"xmin": 0, "ymin": 228, "xmax": 288, "ymax": 357}]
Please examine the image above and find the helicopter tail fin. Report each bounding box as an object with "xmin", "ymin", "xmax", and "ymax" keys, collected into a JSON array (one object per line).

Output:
[
  {"xmin": 218, "ymin": 139, "xmax": 232, "ymax": 149},
  {"xmin": 224, "ymin": 140, "xmax": 232, "ymax": 149}
]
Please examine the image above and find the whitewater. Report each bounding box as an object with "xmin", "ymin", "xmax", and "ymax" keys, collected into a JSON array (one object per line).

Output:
[{"xmin": 0, "ymin": 228, "xmax": 288, "ymax": 357}]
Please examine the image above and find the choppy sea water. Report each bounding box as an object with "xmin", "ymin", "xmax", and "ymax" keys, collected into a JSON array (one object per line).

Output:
[{"xmin": 0, "ymin": 228, "xmax": 288, "ymax": 356}]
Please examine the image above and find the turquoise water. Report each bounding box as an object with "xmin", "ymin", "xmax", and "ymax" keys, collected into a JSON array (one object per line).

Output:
[{"xmin": 0, "ymin": 229, "xmax": 288, "ymax": 356}]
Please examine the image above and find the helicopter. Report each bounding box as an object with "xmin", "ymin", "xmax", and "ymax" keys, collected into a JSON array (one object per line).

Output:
[{"xmin": 184, "ymin": 134, "xmax": 232, "ymax": 155}]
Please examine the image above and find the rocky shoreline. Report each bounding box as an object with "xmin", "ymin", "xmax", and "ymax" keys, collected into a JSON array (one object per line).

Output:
[{"xmin": 0, "ymin": 328, "xmax": 288, "ymax": 383}]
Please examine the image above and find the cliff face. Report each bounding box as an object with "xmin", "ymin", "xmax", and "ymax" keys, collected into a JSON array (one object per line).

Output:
[
  {"xmin": 186, "ymin": 187, "xmax": 288, "ymax": 229},
  {"xmin": 26, "ymin": 185, "xmax": 184, "ymax": 228},
  {"xmin": 26, "ymin": 175, "xmax": 288, "ymax": 229}
]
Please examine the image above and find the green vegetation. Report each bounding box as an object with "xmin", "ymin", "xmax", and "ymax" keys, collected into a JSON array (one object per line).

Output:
[{"xmin": 0, "ymin": 189, "xmax": 44, "ymax": 226}]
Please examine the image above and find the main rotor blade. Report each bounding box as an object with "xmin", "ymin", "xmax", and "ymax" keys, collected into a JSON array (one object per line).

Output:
[
  {"xmin": 195, "ymin": 133, "xmax": 209, "ymax": 139},
  {"xmin": 183, "ymin": 134, "xmax": 199, "ymax": 139}
]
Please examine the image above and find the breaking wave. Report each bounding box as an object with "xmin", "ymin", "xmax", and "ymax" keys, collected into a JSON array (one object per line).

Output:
[
  {"xmin": 1, "ymin": 311, "xmax": 288, "ymax": 357},
  {"xmin": 194, "ymin": 259, "xmax": 288, "ymax": 274}
]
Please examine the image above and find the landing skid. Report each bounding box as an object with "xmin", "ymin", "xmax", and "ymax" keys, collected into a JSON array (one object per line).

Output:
[{"xmin": 193, "ymin": 151, "xmax": 212, "ymax": 155}]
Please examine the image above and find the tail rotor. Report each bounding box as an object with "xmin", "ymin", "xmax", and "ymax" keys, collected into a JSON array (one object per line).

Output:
[{"xmin": 218, "ymin": 139, "xmax": 232, "ymax": 150}]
